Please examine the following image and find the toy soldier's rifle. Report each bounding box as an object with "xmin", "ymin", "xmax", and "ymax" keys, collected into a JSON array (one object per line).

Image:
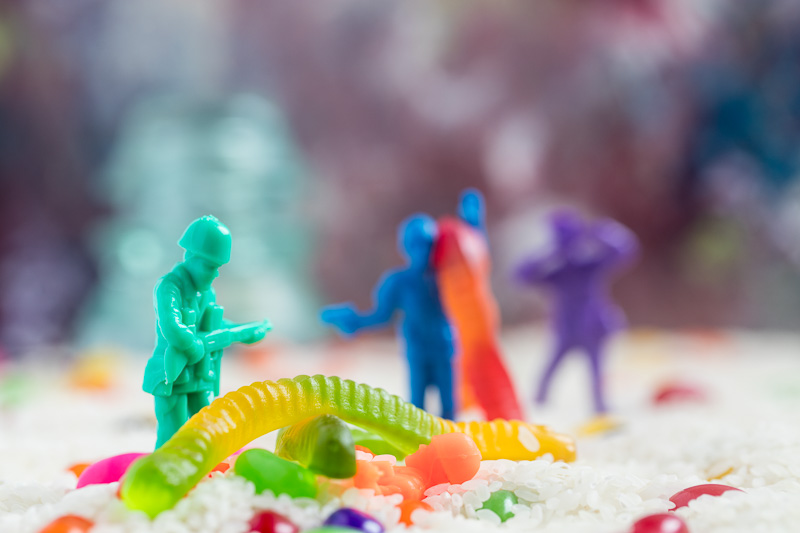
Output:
[{"xmin": 164, "ymin": 305, "xmax": 271, "ymax": 391}]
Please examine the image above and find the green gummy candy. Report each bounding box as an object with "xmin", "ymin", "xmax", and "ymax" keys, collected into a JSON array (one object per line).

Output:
[
  {"xmin": 233, "ymin": 449, "xmax": 318, "ymax": 498},
  {"xmin": 481, "ymin": 490, "xmax": 518, "ymax": 522},
  {"xmin": 276, "ymin": 415, "xmax": 356, "ymax": 479},
  {"xmin": 350, "ymin": 427, "xmax": 406, "ymax": 460}
]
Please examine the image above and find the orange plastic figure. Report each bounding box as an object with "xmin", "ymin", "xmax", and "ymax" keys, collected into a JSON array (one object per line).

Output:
[
  {"xmin": 434, "ymin": 212, "xmax": 522, "ymax": 420},
  {"xmin": 404, "ymin": 433, "xmax": 481, "ymax": 487},
  {"xmin": 39, "ymin": 515, "xmax": 94, "ymax": 533}
]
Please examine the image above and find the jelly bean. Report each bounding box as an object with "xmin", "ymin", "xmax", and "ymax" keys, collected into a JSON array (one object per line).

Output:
[
  {"xmin": 323, "ymin": 508, "xmax": 384, "ymax": 533},
  {"xmin": 653, "ymin": 382, "xmax": 707, "ymax": 405},
  {"xmin": 303, "ymin": 526, "xmax": 354, "ymax": 533},
  {"xmin": 67, "ymin": 463, "xmax": 91, "ymax": 478},
  {"xmin": 576, "ymin": 414, "xmax": 623, "ymax": 437},
  {"xmin": 122, "ymin": 375, "xmax": 575, "ymax": 517},
  {"xmin": 669, "ymin": 484, "xmax": 743, "ymax": 510},
  {"xmin": 630, "ymin": 513, "xmax": 689, "ymax": 533},
  {"xmin": 39, "ymin": 515, "xmax": 94, "ymax": 533},
  {"xmin": 249, "ymin": 510, "xmax": 299, "ymax": 533},
  {"xmin": 276, "ymin": 415, "xmax": 356, "ymax": 479},
  {"xmin": 405, "ymin": 433, "xmax": 481, "ymax": 487},
  {"xmin": 398, "ymin": 500, "xmax": 432, "ymax": 526},
  {"xmin": 77, "ymin": 453, "xmax": 146, "ymax": 489},
  {"xmin": 480, "ymin": 490, "xmax": 518, "ymax": 522},
  {"xmin": 234, "ymin": 449, "xmax": 317, "ymax": 499}
]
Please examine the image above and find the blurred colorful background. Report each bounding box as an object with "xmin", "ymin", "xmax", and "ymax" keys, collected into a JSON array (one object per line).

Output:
[{"xmin": 2, "ymin": 0, "xmax": 800, "ymax": 357}]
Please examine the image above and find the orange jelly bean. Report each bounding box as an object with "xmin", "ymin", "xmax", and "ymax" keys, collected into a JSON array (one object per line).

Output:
[
  {"xmin": 66, "ymin": 463, "xmax": 91, "ymax": 478},
  {"xmin": 39, "ymin": 515, "xmax": 94, "ymax": 533},
  {"xmin": 398, "ymin": 500, "xmax": 433, "ymax": 526}
]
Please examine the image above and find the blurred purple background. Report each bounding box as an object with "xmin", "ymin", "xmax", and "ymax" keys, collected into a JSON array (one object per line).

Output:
[{"xmin": 2, "ymin": 0, "xmax": 800, "ymax": 355}]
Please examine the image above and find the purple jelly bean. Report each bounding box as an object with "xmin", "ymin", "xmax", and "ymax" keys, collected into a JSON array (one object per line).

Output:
[
  {"xmin": 323, "ymin": 508, "xmax": 384, "ymax": 533},
  {"xmin": 76, "ymin": 453, "xmax": 147, "ymax": 488}
]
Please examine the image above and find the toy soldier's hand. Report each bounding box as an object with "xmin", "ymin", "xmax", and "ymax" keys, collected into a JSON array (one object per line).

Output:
[
  {"xmin": 320, "ymin": 305, "xmax": 361, "ymax": 336},
  {"xmin": 186, "ymin": 337, "xmax": 205, "ymax": 364},
  {"xmin": 242, "ymin": 326, "xmax": 267, "ymax": 344}
]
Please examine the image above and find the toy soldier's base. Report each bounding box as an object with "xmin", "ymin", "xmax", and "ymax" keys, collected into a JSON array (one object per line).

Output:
[{"xmin": 154, "ymin": 391, "xmax": 212, "ymax": 448}]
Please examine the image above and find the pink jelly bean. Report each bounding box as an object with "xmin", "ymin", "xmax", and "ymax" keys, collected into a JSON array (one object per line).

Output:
[
  {"xmin": 630, "ymin": 513, "xmax": 689, "ymax": 533},
  {"xmin": 669, "ymin": 484, "xmax": 743, "ymax": 510},
  {"xmin": 76, "ymin": 452, "xmax": 147, "ymax": 488}
]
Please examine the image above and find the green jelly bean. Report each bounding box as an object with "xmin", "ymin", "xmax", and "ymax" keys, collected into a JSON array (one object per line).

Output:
[
  {"xmin": 350, "ymin": 427, "xmax": 406, "ymax": 460},
  {"xmin": 233, "ymin": 449, "xmax": 317, "ymax": 498},
  {"xmin": 276, "ymin": 415, "xmax": 356, "ymax": 479},
  {"xmin": 481, "ymin": 490, "xmax": 518, "ymax": 522}
]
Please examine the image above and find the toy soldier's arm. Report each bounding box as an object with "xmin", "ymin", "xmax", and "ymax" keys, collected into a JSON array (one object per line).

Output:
[
  {"xmin": 515, "ymin": 251, "xmax": 564, "ymax": 285},
  {"xmin": 321, "ymin": 271, "xmax": 401, "ymax": 336},
  {"xmin": 587, "ymin": 219, "xmax": 639, "ymax": 270},
  {"xmin": 202, "ymin": 320, "xmax": 272, "ymax": 352},
  {"xmin": 155, "ymin": 278, "xmax": 195, "ymax": 351}
]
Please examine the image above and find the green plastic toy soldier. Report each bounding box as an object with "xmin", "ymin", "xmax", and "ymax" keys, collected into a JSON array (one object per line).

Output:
[{"xmin": 143, "ymin": 215, "xmax": 271, "ymax": 448}]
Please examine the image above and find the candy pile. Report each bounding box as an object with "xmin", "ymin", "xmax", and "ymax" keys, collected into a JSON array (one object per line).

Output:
[{"xmin": 4, "ymin": 331, "xmax": 800, "ymax": 533}]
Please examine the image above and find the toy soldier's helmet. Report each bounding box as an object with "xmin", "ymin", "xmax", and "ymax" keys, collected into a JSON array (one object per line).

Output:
[{"xmin": 179, "ymin": 215, "xmax": 232, "ymax": 266}]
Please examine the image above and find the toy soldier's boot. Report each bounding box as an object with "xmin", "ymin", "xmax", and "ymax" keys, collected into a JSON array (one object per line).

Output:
[{"xmin": 154, "ymin": 394, "xmax": 189, "ymax": 449}]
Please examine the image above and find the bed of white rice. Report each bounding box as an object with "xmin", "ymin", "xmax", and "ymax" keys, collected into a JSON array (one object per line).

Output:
[{"xmin": 2, "ymin": 329, "xmax": 800, "ymax": 532}]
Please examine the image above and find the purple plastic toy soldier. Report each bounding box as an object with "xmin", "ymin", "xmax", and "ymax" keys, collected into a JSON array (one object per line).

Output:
[{"xmin": 515, "ymin": 210, "xmax": 638, "ymax": 413}]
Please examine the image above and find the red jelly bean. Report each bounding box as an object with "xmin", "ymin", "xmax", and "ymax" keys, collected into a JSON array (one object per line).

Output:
[
  {"xmin": 652, "ymin": 383, "xmax": 707, "ymax": 405},
  {"xmin": 249, "ymin": 510, "xmax": 299, "ymax": 533},
  {"xmin": 631, "ymin": 513, "xmax": 689, "ymax": 533},
  {"xmin": 669, "ymin": 484, "xmax": 743, "ymax": 510},
  {"xmin": 39, "ymin": 515, "xmax": 94, "ymax": 533}
]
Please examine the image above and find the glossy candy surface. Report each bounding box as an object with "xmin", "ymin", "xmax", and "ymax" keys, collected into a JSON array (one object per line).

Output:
[
  {"xmin": 249, "ymin": 510, "xmax": 299, "ymax": 533},
  {"xmin": 233, "ymin": 449, "xmax": 317, "ymax": 498},
  {"xmin": 336, "ymin": 451, "xmax": 425, "ymax": 500},
  {"xmin": 481, "ymin": 490, "xmax": 518, "ymax": 522},
  {"xmin": 276, "ymin": 415, "xmax": 356, "ymax": 478},
  {"xmin": 404, "ymin": 433, "xmax": 481, "ymax": 487},
  {"xmin": 398, "ymin": 500, "xmax": 432, "ymax": 526},
  {"xmin": 652, "ymin": 382, "xmax": 708, "ymax": 405},
  {"xmin": 122, "ymin": 375, "xmax": 575, "ymax": 517},
  {"xmin": 323, "ymin": 508, "xmax": 384, "ymax": 533},
  {"xmin": 630, "ymin": 513, "xmax": 689, "ymax": 533},
  {"xmin": 303, "ymin": 526, "xmax": 355, "ymax": 533},
  {"xmin": 669, "ymin": 484, "xmax": 743, "ymax": 509},
  {"xmin": 76, "ymin": 452, "xmax": 146, "ymax": 488},
  {"xmin": 39, "ymin": 515, "xmax": 94, "ymax": 533},
  {"xmin": 350, "ymin": 428, "xmax": 405, "ymax": 459},
  {"xmin": 434, "ymin": 213, "xmax": 522, "ymax": 420}
]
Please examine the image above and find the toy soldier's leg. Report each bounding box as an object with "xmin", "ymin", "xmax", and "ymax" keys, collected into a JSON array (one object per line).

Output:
[
  {"xmin": 407, "ymin": 354, "xmax": 428, "ymax": 411},
  {"xmin": 187, "ymin": 390, "xmax": 213, "ymax": 418},
  {"xmin": 587, "ymin": 341, "xmax": 607, "ymax": 413},
  {"xmin": 154, "ymin": 394, "xmax": 188, "ymax": 449},
  {"xmin": 535, "ymin": 343, "xmax": 570, "ymax": 405},
  {"xmin": 433, "ymin": 356, "xmax": 456, "ymax": 420}
]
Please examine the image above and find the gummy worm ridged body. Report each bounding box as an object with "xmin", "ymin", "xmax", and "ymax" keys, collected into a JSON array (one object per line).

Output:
[{"xmin": 121, "ymin": 375, "xmax": 575, "ymax": 517}]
